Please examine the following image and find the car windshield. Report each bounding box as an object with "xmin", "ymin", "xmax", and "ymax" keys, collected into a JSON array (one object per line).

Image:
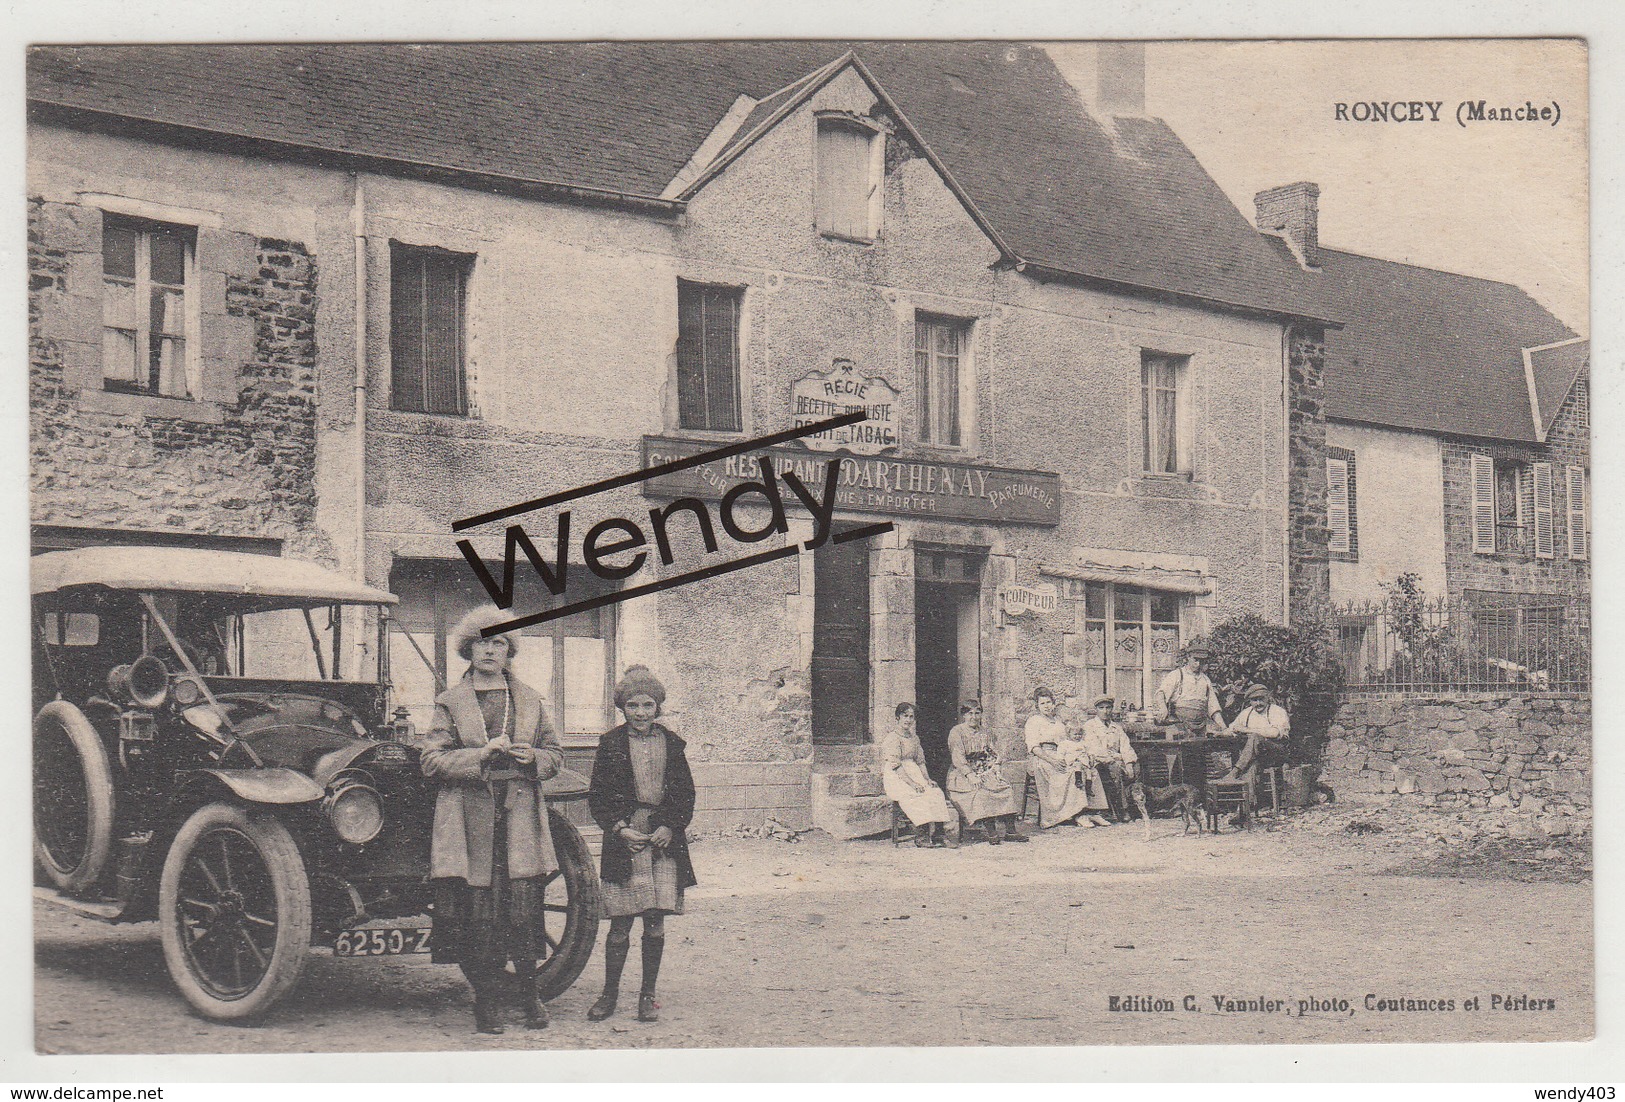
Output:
[{"xmin": 153, "ymin": 594, "xmax": 376, "ymax": 683}]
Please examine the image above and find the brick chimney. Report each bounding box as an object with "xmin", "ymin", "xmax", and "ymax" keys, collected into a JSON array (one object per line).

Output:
[
  {"xmin": 1096, "ymin": 42, "xmax": 1146, "ymax": 116},
  {"xmin": 1254, "ymin": 182, "xmax": 1321, "ymax": 270}
]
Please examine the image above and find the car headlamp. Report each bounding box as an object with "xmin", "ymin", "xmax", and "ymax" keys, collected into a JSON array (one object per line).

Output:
[{"xmin": 325, "ymin": 783, "xmax": 384, "ymax": 845}]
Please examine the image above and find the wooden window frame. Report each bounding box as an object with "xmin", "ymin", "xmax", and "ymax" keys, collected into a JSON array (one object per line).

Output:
[
  {"xmin": 1326, "ymin": 447, "xmax": 1359, "ymax": 561},
  {"xmin": 1078, "ymin": 582, "xmax": 1185, "ymax": 711},
  {"xmin": 915, "ymin": 312, "xmax": 972, "ymax": 448},
  {"xmin": 101, "ymin": 214, "xmax": 199, "ymax": 400},
  {"xmin": 815, "ymin": 114, "xmax": 883, "ymax": 243},
  {"xmin": 1141, "ymin": 351, "xmax": 1190, "ymax": 476},
  {"xmin": 675, "ymin": 280, "xmax": 745, "ymax": 433},
  {"xmin": 389, "ymin": 241, "xmax": 472, "ymax": 416},
  {"xmin": 1566, "ymin": 465, "xmax": 1588, "ymax": 561}
]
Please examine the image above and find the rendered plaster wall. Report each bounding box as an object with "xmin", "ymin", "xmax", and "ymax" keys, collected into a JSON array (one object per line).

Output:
[
  {"xmin": 681, "ymin": 68, "xmax": 1296, "ymax": 749},
  {"xmin": 1326, "ymin": 421, "xmax": 1446, "ymax": 605},
  {"xmin": 28, "ymin": 126, "xmax": 350, "ymax": 566}
]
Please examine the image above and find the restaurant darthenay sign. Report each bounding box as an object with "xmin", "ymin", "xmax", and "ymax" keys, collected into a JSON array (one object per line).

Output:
[{"xmin": 641, "ymin": 436, "xmax": 1061, "ymax": 527}]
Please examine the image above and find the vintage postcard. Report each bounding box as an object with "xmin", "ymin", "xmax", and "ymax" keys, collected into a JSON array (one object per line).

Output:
[{"xmin": 24, "ymin": 37, "xmax": 1591, "ymax": 1058}]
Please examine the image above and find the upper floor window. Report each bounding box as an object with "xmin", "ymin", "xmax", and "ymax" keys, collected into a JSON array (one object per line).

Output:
[
  {"xmin": 1326, "ymin": 448, "xmax": 1359, "ymax": 560},
  {"xmin": 676, "ymin": 280, "xmax": 743, "ymax": 432},
  {"xmin": 102, "ymin": 215, "xmax": 196, "ymax": 399},
  {"xmin": 915, "ymin": 313, "xmax": 971, "ymax": 447},
  {"xmin": 1141, "ymin": 350, "xmax": 1190, "ymax": 475},
  {"xmin": 390, "ymin": 242, "xmax": 471, "ymax": 415},
  {"xmin": 816, "ymin": 115, "xmax": 882, "ymax": 242},
  {"xmin": 1471, "ymin": 454, "xmax": 1555, "ymax": 559}
]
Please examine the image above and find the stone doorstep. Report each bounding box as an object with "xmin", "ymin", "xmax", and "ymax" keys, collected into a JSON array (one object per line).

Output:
[
  {"xmin": 809, "ymin": 792, "xmax": 894, "ymax": 842},
  {"xmin": 811, "ymin": 771, "xmax": 884, "ymax": 800}
]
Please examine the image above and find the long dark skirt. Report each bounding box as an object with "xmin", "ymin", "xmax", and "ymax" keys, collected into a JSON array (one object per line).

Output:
[{"xmin": 430, "ymin": 815, "xmax": 542, "ymax": 964}]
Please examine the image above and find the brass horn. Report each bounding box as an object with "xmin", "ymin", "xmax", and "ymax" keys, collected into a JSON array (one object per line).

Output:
[{"xmin": 107, "ymin": 655, "xmax": 170, "ymax": 709}]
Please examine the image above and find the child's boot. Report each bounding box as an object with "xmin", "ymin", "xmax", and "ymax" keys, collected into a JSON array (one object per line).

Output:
[
  {"xmin": 637, "ymin": 931, "xmax": 664, "ymax": 1022},
  {"xmin": 588, "ymin": 929, "xmax": 630, "ymax": 1021}
]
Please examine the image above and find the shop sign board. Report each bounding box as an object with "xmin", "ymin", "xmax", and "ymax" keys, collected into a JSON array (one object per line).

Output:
[
  {"xmin": 789, "ymin": 360, "xmax": 899, "ymax": 454},
  {"xmin": 999, "ymin": 583, "xmax": 1059, "ymax": 616},
  {"xmin": 640, "ymin": 436, "xmax": 1061, "ymax": 527}
]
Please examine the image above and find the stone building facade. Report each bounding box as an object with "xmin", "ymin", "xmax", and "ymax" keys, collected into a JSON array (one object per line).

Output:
[{"xmin": 28, "ymin": 43, "xmax": 1336, "ymax": 833}]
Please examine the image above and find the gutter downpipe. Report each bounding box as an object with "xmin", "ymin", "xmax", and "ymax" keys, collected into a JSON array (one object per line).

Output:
[
  {"xmin": 1281, "ymin": 323, "xmax": 1294, "ymax": 627},
  {"xmin": 351, "ymin": 174, "xmax": 371, "ymax": 670}
]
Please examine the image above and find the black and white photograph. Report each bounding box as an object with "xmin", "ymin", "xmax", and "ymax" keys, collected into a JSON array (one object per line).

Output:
[{"xmin": 21, "ymin": 29, "xmax": 1595, "ymax": 1065}]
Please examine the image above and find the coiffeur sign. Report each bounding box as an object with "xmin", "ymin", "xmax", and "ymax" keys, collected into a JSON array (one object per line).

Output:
[
  {"xmin": 641, "ymin": 437, "xmax": 1061, "ymax": 527},
  {"xmin": 999, "ymin": 583, "xmax": 1059, "ymax": 616}
]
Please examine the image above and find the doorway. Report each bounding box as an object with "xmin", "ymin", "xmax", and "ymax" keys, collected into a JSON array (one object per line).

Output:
[
  {"xmin": 811, "ymin": 538, "xmax": 871, "ymax": 746},
  {"xmin": 914, "ymin": 548, "xmax": 983, "ymax": 787}
]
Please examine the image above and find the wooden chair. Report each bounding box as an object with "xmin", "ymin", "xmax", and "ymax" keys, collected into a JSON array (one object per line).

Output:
[
  {"xmin": 890, "ymin": 803, "xmax": 918, "ymax": 846},
  {"xmin": 1206, "ymin": 780, "xmax": 1253, "ymax": 831},
  {"xmin": 1023, "ymin": 773, "xmax": 1042, "ymax": 825},
  {"xmin": 1256, "ymin": 766, "xmax": 1284, "ymax": 816}
]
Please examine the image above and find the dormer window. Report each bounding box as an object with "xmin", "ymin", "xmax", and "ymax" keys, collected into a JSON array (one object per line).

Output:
[{"xmin": 816, "ymin": 114, "xmax": 882, "ymax": 242}]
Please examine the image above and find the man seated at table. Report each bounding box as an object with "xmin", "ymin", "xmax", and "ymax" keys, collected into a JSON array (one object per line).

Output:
[
  {"xmin": 1157, "ymin": 642, "xmax": 1224, "ymax": 736},
  {"xmin": 1223, "ymin": 683, "xmax": 1291, "ymax": 782},
  {"xmin": 1080, "ymin": 694, "xmax": 1138, "ymax": 822}
]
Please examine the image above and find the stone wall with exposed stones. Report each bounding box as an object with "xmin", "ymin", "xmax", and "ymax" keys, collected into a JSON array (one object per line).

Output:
[{"xmin": 1322, "ymin": 693, "xmax": 1591, "ymax": 839}]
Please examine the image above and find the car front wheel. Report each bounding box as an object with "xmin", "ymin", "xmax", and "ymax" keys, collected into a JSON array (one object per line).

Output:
[{"xmin": 158, "ymin": 802, "xmax": 312, "ymax": 1022}]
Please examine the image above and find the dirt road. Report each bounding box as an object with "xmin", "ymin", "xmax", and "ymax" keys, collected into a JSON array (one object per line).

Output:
[{"xmin": 34, "ymin": 814, "xmax": 1592, "ymax": 1053}]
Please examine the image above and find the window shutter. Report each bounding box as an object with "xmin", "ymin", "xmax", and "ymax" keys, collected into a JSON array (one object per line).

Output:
[
  {"xmin": 1565, "ymin": 465, "xmax": 1586, "ymax": 561},
  {"xmin": 1532, "ymin": 461, "xmax": 1555, "ymax": 559},
  {"xmin": 1470, "ymin": 454, "xmax": 1496, "ymax": 554},
  {"xmin": 1326, "ymin": 457, "xmax": 1351, "ymax": 554}
]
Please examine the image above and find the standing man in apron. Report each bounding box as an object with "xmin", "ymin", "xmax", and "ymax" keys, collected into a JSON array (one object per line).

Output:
[{"xmin": 1156, "ymin": 641, "xmax": 1225, "ymax": 736}]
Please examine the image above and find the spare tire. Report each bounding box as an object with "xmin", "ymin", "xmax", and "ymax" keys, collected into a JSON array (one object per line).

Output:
[{"xmin": 34, "ymin": 701, "xmax": 116, "ymax": 894}]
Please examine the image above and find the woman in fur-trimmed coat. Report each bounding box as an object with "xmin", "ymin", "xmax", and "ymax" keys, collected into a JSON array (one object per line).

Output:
[
  {"xmin": 419, "ymin": 605, "xmax": 564, "ymax": 1035},
  {"xmin": 585, "ymin": 665, "xmax": 697, "ymax": 1024}
]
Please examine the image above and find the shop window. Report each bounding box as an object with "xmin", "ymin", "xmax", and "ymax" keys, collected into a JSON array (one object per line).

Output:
[
  {"xmin": 1079, "ymin": 582, "xmax": 1183, "ymax": 710},
  {"xmin": 675, "ymin": 280, "xmax": 743, "ymax": 432},
  {"xmin": 390, "ymin": 242, "xmax": 471, "ymax": 415},
  {"xmin": 1141, "ymin": 351, "xmax": 1190, "ymax": 475},
  {"xmin": 916, "ymin": 313, "xmax": 971, "ymax": 447},
  {"xmin": 816, "ymin": 115, "xmax": 882, "ymax": 241},
  {"xmin": 388, "ymin": 559, "xmax": 615, "ymax": 745},
  {"xmin": 102, "ymin": 214, "xmax": 196, "ymax": 399}
]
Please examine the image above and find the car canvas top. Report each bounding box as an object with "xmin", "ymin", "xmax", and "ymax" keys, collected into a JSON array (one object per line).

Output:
[{"xmin": 32, "ymin": 547, "xmax": 398, "ymax": 605}]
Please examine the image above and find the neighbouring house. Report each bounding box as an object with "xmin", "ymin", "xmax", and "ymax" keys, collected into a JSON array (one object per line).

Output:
[
  {"xmin": 1254, "ymin": 182, "xmax": 1588, "ymax": 687},
  {"xmin": 29, "ymin": 42, "xmax": 1336, "ymax": 836}
]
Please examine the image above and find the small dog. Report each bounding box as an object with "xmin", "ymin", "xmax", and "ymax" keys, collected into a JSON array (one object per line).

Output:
[{"xmin": 1128, "ymin": 782, "xmax": 1205, "ymax": 837}]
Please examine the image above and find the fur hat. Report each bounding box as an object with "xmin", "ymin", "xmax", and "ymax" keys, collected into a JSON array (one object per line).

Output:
[
  {"xmin": 448, "ymin": 605, "xmax": 522, "ymax": 665},
  {"xmin": 614, "ymin": 664, "xmax": 668, "ymax": 709}
]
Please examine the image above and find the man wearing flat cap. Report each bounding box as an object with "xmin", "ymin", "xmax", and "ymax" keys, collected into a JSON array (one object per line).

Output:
[
  {"xmin": 1157, "ymin": 641, "xmax": 1224, "ymax": 735},
  {"xmin": 1225, "ymin": 682, "xmax": 1291, "ymax": 782},
  {"xmin": 1081, "ymin": 694, "xmax": 1138, "ymax": 822}
]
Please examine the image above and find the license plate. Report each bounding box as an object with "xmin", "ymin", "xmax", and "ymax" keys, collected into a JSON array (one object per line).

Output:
[{"xmin": 334, "ymin": 926, "xmax": 432, "ymax": 957}]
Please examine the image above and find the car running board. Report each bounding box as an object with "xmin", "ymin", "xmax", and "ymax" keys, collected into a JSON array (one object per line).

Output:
[{"xmin": 33, "ymin": 885, "xmax": 125, "ymax": 921}]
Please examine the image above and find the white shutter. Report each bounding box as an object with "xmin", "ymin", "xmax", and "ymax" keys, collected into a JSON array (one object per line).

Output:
[
  {"xmin": 1533, "ymin": 461, "xmax": 1555, "ymax": 559},
  {"xmin": 1470, "ymin": 453, "xmax": 1496, "ymax": 554},
  {"xmin": 1326, "ymin": 457, "xmax": 1351, "ymax": 553},
  {"xmin": 1567, "ymin": 466, "xmax": 1588, "ymax": 561}
]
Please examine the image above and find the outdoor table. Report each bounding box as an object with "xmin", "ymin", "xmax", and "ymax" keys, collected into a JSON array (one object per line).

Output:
[{"xmin": 1126, "ymin": 728, "xmax": 1244, "ymax": 803}]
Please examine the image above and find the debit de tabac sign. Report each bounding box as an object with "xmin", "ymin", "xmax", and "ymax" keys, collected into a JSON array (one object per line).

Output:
[
  {"xmin": 640, "ymin": 436, "xmax": 1061, "ymax": 527},
  {"xmin": 790, "ymin": 360, "xmax": 899, "ymax": 454}
]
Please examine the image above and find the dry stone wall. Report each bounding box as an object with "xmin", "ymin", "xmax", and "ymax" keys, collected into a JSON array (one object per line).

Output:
[{"xmin": 1324, "ymin": 693, "xmax": 1590, "ymax": 839}]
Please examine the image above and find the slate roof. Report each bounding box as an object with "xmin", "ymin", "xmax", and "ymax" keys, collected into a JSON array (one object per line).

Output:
[
  {"xmin": 1525, "ymin": 338, "xmax": 1589, "ymax": 442},
  {"xmin": 27, "ymin": 41, "xmax": 1331, "ymax": 322},
  {"xmin": 1260, "ymin": 236, "xmax": 1580, "ymax": 442}
]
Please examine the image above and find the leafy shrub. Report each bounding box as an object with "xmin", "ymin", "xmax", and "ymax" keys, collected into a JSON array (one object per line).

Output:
[{"xmin": 1201, "ymin": 610, "xmax": 1345, "ymax": 763}]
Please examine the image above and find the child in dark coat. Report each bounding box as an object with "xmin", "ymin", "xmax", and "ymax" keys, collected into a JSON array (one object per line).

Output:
[{"xmin": 585, "ymin": 665, "xmax": 697, "ymax": 1023}]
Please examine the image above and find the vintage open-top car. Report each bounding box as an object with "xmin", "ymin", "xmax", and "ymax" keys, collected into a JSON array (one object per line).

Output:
[{"xmin": 32, "ymin": 546, "xmax": 601, "ymax": 1021}]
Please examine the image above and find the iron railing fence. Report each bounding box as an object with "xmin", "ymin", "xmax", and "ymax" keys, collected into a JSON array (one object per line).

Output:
[{"xmin": 1333, "ymin": 593, "xmax": 1590, "ymax": 694}]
